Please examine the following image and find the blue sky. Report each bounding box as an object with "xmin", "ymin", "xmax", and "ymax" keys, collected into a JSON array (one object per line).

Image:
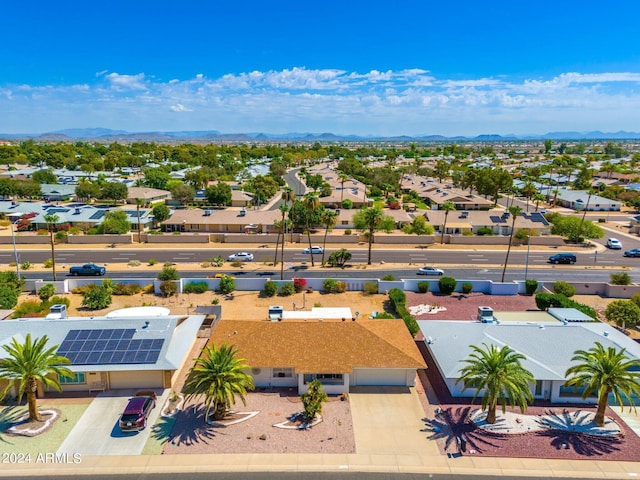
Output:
[{"xmin": 2, "ymin": 1, "xmax": 639, "ymax": 136}]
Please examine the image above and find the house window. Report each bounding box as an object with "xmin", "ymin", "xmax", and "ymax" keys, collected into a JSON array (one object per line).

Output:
[
  {"xmin": 272, "ymin": 368, "xmax": 293, "ymax": 378},
  {"xmin": 559, "ymin": 385, "xmax": 596, "ymax": 398},
  {"xmin": 341, "ymin": 221, "xmax": 348, "ymax": 225},
  {"xmin": 304, "ymin": 373, "xmax": 343, "ymax": 385},
  {"xmin": 59, "ymin": 372, "xmax": 86, "ymax": 385},
  {"xmin": 535, "ymin": 380, "xmax": 543, "ymax": 396}
]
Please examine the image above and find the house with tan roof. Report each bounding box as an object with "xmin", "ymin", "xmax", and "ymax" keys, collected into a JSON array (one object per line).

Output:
[
  {"xmin": 210, "ymin": 319, "xmax": 426, "ymax": 394},
  {"xmin": 126, "ymin": 187, "xmax": 171, "ymax": 204},
  {"xmin": 425, "ymin": 210, "xmax": 551, "ymax": 236},
  {"xmin": 163, "ymin": 207, "xmax": 281, "ymax": 233}
]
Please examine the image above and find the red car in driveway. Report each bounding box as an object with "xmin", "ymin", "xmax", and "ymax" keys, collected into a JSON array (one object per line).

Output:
[{"xmin": 119, "ymin": 392, "xmax": 156, "ymax": 432}]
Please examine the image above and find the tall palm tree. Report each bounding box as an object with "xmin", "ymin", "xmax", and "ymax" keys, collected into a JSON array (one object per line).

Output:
[
  {"xmin": 439, "ymin": 201, "xmax": 456, "ymax": 244},
  {"xmin": 273, "ymin": 204, "xmax": 289, "ymax": 269},
  {"xmin": 320, "ymin": 210, "xmax": 338, "ymax": 265},
  {"xmin": 184, "ymin": 343, "xmax": 255, "ymax": 422},
  {"xmin": 522, "ymin": 182, "xmax": 536, "ymax": 212},
  {"xmin": 135, "ymin": 197, "xmax": 143, "ymax": 243},
  {"xmin": 44, "ymin": 213, "xmax": 59, "ymax": 281},
  {"xmin": 0, "ymin": 334, "xmax": 73, "ymax": 422},
  {"xmin": 353, "ymin": 206, "xmax": 395, "ymax": 265},
  {"xmin": 281, "ymin": 187, "xmax": 296, "ymax": 242},
  {"xmin": 338, "ymin": 174, "xmax": 349, "ymax": 203},
  {"xmin": 303, "ymin": 194, "xmax": 320, "ymax": 266},
  {"xmin": 576, "ymin": 188, "xmax": 594, "ymax": 243},
  {"xmin": 501, "ymin": 205, "xmax": 523, "ymax": 282},
  {"xmin": 456, "ymin": 342, "xmax": 534, "ymax": 424},
  {"xmin": 564, "ymin": 342, "xmax": 640, "ymax": 427},
  {"xmin": 532, "ymin": 193, "xmax": 546, "ymax": 212}
]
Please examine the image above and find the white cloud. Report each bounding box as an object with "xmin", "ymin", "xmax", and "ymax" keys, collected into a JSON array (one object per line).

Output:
[{"xmin": 1, "ymin": 68, "xmax": 640, "ymax": 135}]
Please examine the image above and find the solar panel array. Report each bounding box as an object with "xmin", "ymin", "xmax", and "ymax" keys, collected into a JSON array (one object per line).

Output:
[
  {"xmin": 89, "ymin": 210, "xmax": 106, "ymax": 220},
  {"xmin": 57, "ymin": 329, "xmax": 164, "ymax": 365}
]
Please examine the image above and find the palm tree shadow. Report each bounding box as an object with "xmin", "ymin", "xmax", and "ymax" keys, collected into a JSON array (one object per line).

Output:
[
  {"xmin": 0, "ymin": 407, "xmax": 23, "ymax": 444},
  {"xmin": 423, "ymin": 406, "xmax": 506, "ymax": 454},
  {"xmin": 149, "ymin": 415, "xmax": 177, "ymax": 444},
  {"xmin": 536, "ymin": 413, "xmax": 623, "ymax": 456},
  {"xmin": 164, "ymin": 404, "xmax": 220, "ymax": 447}
]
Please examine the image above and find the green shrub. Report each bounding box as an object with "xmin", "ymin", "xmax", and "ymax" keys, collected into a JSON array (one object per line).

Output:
[
  {"xmin": 388, "ymin": 288, "xmax": 406, "ymax": 306},
  {"xmin": 82, "ymin": 284, "xmax": 113, "ymax": 309},
  {"xmin": 476, "ymin": 226, "xmax": 493, "ymax": 236},
  {"xmin": 438, "ymin": 276, "xmax": 457, "ymax": 295},
  {"xmin": 219, "ymin": 275, "xmax": 236, "ymax": 294},
  {"xmin": 12, "ymin": 300, "xmax": 44, "ymax": 318},
  {"xmin": 363, "ymin": 281, "xmax": 378, "ymax": 295},
  {"xmin": 20, "ymin": 261, "xmax": 31, "ymax": 271},
  {"xmin": 127, "ymin": 260, "xmax": 141, "ymax": 267},
  {"xmin": 417, "ymin": 281, "xmax": 430, "ymax": 293},
  {"xmin": 143, "ymin": 283, "xmax": 155, "ymax": 294},
  {"xmin": 279, "ymin": 282, "xmax": 295, "ymax": 296},
  {"xmin": 158, "ymin": 265, "xmax": 179, "ymax": 281},
  {"xmin": 43, "ymin": 258, "xmax": 53, "ymax": 268},
  {"xmin": 231, "ymin": 260, "xmax": 243, "ymax": 268},
  {"xmin": 525, "ymin": 279, "xmax": 539, "ymax": 295},
  {"xmin": 334, "ymin": 281, "xmax": 347, "ymax": 293},
  {"xmin": 323, "ymin": 278, "xmax": 337, "ymax": 293},
  {"xmin": 344, "ymin": 229, "xmax": 352, "ymax": 235},
  {"xmin": 605, "ymin": 299, "xmax": 640, "ymax": 328},
  {"xmin": 610, "ymin": 272, "xmax": 632, "ymax": 285},
  {"xmin": 0, "ymin": 286, "xmax": 19, "ymax": 310},
  {"xmin": 598, "ymin": 218, "xmax": 606, "ymax": 223},
  {"xmin": 112, "ymin": 283, "xmax": 143, "ymax": 295},
  {"xmin": 183, "ymin": 281, "xmax": 209, "ymax": 294},
  {"xmin": 534, "ymin": 292, "xmax": 597, "ymax": 319},
  {"xmin": 38, "ymin": 283, "xmax": 56, "ymax": 302},
  {"xmin": 461, "ymin": 282, "xmax": 473, "ymax": 294},
  {"xmin": 148, "ymin": 258, "xmax": 157, "ymax": 266},
  {"xmin": 71, "ymin": 284, "xmax": 94, "ymax": 295},
  {"xmin": 159, "ymin": 280, "xmax": 178, "ymax": 297},
  {"xmin": 374, "ymin": 312, "xmax": 395, "ymax": 319},
  {"xmin": 382, "ymin": 274, "xmax": 396, "ymax": 281},
  {"xmin": 553, "ymin": 281, "xmax": 576, "ymax": 298},
  {"xmin": 263, "ymin": 281, "xmax": 278, "ymax": 297},
  {"xmin": 47, "ymin": 296, "xmax": 70, "ymax": 307},
  {"xmin": 631, "ymin": 292, "xmax": 640, "ymax": 308}
]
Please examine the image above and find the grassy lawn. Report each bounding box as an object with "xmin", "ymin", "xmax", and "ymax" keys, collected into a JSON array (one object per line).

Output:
[
  {"xmin": 142, "ymin": 415, "xmax": 177, "ymax": 455},
  {"xmin": 0, "ymin": 402, "xmax": 90, "ymax": 455}
]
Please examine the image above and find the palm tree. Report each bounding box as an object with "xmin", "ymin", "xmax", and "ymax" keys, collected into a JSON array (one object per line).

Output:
[
  {"xmin": 184, "ymin": 343, "xmax": 255, "ymax": 422},
  {"xmin": 456, "ymin": 342, "xmax": 534, "ymax": 424},
  {"xmin": 522, "ymin": 182, "xmax": 537, "ymax": 212},
  {"xmin": 338, "ymin": 174, "xmax": 349, "ymax": 203},
  {"xmin": 353, "ymin": 206, "xmax": 395, "ymax": 265},
  {"xmin": 532, "ymin": 193, "xmax": 546, "ymax": 212},
  {"xmin": 273, "ymin": 204, "xmax": 289, "ymax": 269},
  {"xmin": 0, "ymin": 334, "xmax": 73, "ymax": 422},
  {"xmin": 303, "ymin": 194, "xmax": 320, "ymax": 266},
  {"xmin": 135, "ymin": 197, "xmax": 143, "ymax": 243},
  {"xmin": 500, "ymin": 205, "xmax": 523, "ymax": 282},
  {"xmin": 320, "ymin": 210, "xmax": 338, "ymax": 265},
  {"xmin": 564, "ymin": 342, "xmax": 640, "ymax": 427},
  {"xmin": 281, "ymin": 187, "xmax": 296, "ymax": 242},
  {"xmin": 44, "ymin": 213, "xmax": 59, "ymax": 281},
  {"xmin": 576, "ymin": 188, "xmax": 594, "ymax": 243},
  {"xmin": 439, "ymin": 201, "xmax": 456, "ymax": 244}
]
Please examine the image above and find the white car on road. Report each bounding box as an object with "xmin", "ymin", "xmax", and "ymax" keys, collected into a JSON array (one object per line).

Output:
[
  {"xmin": 227, "ymin": 252, "xmax": 254, "ymax": 262},
  {"xmin": 417, "ymin": 266, "xmax": 444, "ymax": 276},
  {"xmin": 303, "ymin": 246, "xmax": 324, "ymax": 254}
]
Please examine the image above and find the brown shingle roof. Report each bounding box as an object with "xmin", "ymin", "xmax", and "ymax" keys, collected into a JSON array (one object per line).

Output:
[{"xmin": 209, "ymin": 319, "xmax": 426, "ymax": 373}]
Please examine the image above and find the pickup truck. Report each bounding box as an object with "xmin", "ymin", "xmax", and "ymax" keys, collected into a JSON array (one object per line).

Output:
[{"xmin": 69, "ymin": 263, "xmax": 106, "ymax": 276}]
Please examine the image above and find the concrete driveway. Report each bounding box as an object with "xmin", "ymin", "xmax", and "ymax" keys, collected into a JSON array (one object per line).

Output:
[
  {"xmin": 57, "ymin": 389, "xmax": 168, "ymax": 456},
  {"xmin": 349, "ymin": 386, "xmax": 440, "ymax": 456}
]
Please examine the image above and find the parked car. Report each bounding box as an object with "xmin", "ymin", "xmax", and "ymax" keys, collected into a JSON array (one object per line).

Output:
[
  {"xmin": 69, "ymin": 263, "xmax": 106, "ymax": 276},
  {"xmin": 417, "ymin": 266, "xmax": 444, "ymax": 276},
  {"xmin": 624, "ymin": 248, "xmax": 640, "ymax": 257},
  {"xmin": 119, "ymin": 392, "xmax": 156, "ymax": 432},
  {"xmin": 303, "ymin": 246, "xmax": 324, "ymax": 254},
  {"xmin": 606, "ymin": 238, "xmax": 622, "ymax": 249},
  {"xmin": 548, "ymin": 253, "xmax": 577, "ymax": 264},
  {"xmin": 227, "ymin": 252, "xmax": 254, "ymax": 262}
]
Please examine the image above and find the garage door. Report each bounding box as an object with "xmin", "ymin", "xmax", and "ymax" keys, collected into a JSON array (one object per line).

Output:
[
  {"xmin": 109, "ymin": 371, "xmax": 164, "ymax": 390},
  {"xmin": 354, "ymin": 369, "xmax": 408, "ymax": 386}
]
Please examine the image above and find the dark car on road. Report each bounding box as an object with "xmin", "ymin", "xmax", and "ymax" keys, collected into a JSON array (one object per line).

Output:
[
  {"xmin": 69, "ymin": 263, "xmax": 106, "ymax": 276},
  {"xmin": 548, "ymin": 253, "xmax": 577, "ymax": 264},
  {"xmin": 624, "ymin": 248, "xmax": 640, "ymax": 258},
  {"xmin": 119, "ymin": 392, "xmax": 156, "ymax": 432}
]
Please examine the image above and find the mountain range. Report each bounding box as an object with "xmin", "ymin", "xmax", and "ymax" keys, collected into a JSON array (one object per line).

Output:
[{"xmin": 1, "ymin": 128, "xmax": 639, "ymax": 142}]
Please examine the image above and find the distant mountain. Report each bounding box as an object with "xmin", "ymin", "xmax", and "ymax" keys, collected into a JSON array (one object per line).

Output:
[{"xmin": 2, "ymin": 128, "xmax": 640, "ymax": 142}]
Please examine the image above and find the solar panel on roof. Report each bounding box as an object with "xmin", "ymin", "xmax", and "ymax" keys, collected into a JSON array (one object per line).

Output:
[
  {"xmin": 89, "ymin": 210, "xmax": 106, "ymax": 220},
  {"xmin": 56, "ymin": 329, "xmax": 164, "ymax": 366}
]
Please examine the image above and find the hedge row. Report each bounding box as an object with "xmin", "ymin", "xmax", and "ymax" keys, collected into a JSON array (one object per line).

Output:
[
  {"xmin": 535, "ymin": 292, "xmax": 598, "ymax": 320},
  {"xmin": 388, "ymin": 288, "xmax": 419, "ymax": 337}
]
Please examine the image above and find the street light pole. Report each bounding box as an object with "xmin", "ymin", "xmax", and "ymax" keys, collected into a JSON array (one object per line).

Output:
[
  {"xmin": 524, "ymin": 234, "xmax": 531, "ymax": 282},
  {"xmin": 9, "ymin": 217, "xmax": 20, "ymax": 278}
]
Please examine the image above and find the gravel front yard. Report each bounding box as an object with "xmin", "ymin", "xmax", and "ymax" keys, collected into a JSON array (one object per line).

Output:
[{"xmin": 161, "ymin": 388, "xmax": 355, "ymax": 455}]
